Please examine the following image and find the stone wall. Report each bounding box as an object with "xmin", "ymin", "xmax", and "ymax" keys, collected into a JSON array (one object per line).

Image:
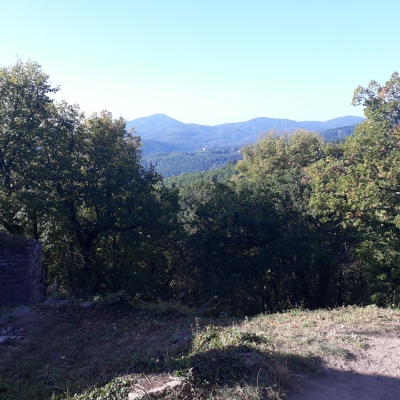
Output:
[{"xmin": 0, "ymin": 233, "xmax": 45, "ymax": 307}]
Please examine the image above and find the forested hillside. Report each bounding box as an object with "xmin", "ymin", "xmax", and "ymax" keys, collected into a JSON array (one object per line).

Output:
[
  {"xmin": 142, "ymin": 125, "xmax": 358, "ymax": 178},
  {"xmin": 1, "ymin": 60, "xmax": 400, "ymax": 316},
  {"xmin": 142, "ymin": 146, "xmax": 241, "ymax": 178},
  {"xmin": 165, "ymin": 162, "xmax": 238, "ymax": 187},
  {"xmin": 320, "ymin": 125, "xmax": 357, "ymax": 141},
  {"xmin": 129, "ymin": 113, "xmax": 364, "ymax": 154}
]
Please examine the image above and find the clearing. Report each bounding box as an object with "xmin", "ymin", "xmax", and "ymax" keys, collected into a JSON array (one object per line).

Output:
[{"xmin": 1, "ymin": 297, "xmax": 400, "ymax": 399}]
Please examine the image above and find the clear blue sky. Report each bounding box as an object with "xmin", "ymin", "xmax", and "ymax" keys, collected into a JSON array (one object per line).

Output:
[{"xmin": 1, "ymin": 0, "xmax": 399, "ymax": 125}]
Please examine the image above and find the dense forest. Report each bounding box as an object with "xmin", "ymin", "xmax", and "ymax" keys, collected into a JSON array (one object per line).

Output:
[
  {"xmin": 142, "ymin": 147, "xmax": 242, "ymax": 178},
  {"xmin": 126, "ymin": 112, "xmax": 364, "ymax": 153},
  {"xmin": 148, "ymin": 126, "xmax": 357, "ymax": 180},
  {"xmin": 319, "ymin": 125, "xmax": 357, "ymax": 142},
  {"xmin": 164, "ymin": 163, "xmax": 238, "ymax": 187},
  {"xmin": 1, "ymin": 60, "xmax": 400, "ymax": 315}
]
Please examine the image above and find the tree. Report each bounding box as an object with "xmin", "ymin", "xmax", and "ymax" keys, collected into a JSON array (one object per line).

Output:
[
  {"xmin": 0, "ymin": 60, "xmax": 180, "ymax": 297},
  {"xmin": 235, "ymin": 130, "xmax": 350, "ymax": 309},
  {"xmin": 308, "ymin": 72, "xmax": 400, "ymax": 306},
  {"xmin": 43, "ymin": 111, "xmax": 180, "ymax": 296},
  {"xmin": 352, "ymin": 72, "xmax": 400, "ymax": 126},
  {"xmin": 175, "ymin": 129, "xmax": 346, "ymax": 314},
  {"xmin": 178, "ymin": 180, "xmax": 280, "ymax": 314},
  {"xmin": 0, "ymin": 60, "xmax": 64, "ymax": 238},
  {"xmin": 236, "ymin": 129, "xmax": 324, "ymax": 180}
]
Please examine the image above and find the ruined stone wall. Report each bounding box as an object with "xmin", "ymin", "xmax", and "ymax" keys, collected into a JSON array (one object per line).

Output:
[{"xmin": 0, "ymin": 233, "xmax": 45, "ymax": 307}]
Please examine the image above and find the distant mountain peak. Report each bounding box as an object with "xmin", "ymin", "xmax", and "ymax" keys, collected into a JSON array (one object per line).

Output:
[
  {"xmin": 126, "ymin": 114, "xmax": 184, "ymax": 132},
  {"xmin": 126, "ymin": 114, "xmax": 366, "ymax": 155}
]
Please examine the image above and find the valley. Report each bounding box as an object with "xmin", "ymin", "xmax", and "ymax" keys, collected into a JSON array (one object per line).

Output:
[{"xmin": 134, "ymin": 114, "xmax": 363, "ymax": 177}]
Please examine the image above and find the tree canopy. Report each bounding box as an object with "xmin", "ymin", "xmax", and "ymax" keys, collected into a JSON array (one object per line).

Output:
[
  {"xmin": 0, "ymin": 61, "xmax": 179, "ymax": 297},
  {"xmin": 1, "ymin": 60, "xmax": 400, "ymax": 313},
  {"xmin": 308, "ymin": 71, "xmax": 400, "ymax": 306}
]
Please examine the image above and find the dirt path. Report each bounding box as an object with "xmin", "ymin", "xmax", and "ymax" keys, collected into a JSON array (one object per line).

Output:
[{"xmin": 287, "ymin": 334, "xmax": 400, "ymax": 400}]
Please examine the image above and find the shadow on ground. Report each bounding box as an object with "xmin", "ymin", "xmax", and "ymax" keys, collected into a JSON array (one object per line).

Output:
[
  {"xmin": 0, "ymin": 302, "xmax": 321, "ymax": 399},
  {"xmin": 287, "ymin": 368, "xmax": 400, "ymax": 400}
]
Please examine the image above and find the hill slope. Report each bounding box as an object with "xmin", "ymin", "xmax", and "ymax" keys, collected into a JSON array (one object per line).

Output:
[
  {"xmin": 164, "ymin": 163, "xmax": 238, "ymax": 187},
  {"xmin": 142, "ymin": 146, "xmax": 241, "ymax": 178},
  {"xmin": 127, "ymin": 114, "xmax": 365, "ymax": 154}
]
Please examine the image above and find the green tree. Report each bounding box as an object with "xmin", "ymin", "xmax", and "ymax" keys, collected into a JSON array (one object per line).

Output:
[
  {"xmin": 0, "ymin": 60, "xmax": 65, "ymax": 238},
  {"xmin": 178, "ymin": 180, "xmax": 279, "ymax": 314},
  {"xmin": 44, "ymin": 111, "xmax": 180, "ymax": 296},
  {"xmin": 176, "ymin": 129, "xmax": 346, "ymax": 314},
  {"xmin": 235, "ymin": 130, "xmax": 350, "ymax": 309},
  {"xmin": 308, "ymin": 72, "xmax": 400, "ymax": 306},
  {"xmin": 237, "ymin": 129, "xmax": 324, "ymax": 179},
  {"xmin": 0, "ymin": 60, "xmax": 180, "ymax": 297}
]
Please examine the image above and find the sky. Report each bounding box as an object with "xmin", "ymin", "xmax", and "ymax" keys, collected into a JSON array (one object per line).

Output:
[{"xmin": 1, "ymin": 0, "xmax": 399, "ymax": 125}]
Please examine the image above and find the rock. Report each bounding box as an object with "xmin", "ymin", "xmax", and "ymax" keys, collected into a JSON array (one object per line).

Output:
[
  {"xmin": 0, "ymin": 336, "xmax": 10, "ymax": 345},
  {"xmin": 13, "ymin": 373, "xmax": 21, "ymax": 381},
  {"xmin": 0, "ymin": 326, "xmax": 28, "ymax": 343},
  {"xmin": 241, "ymin": 351, "xmax": 265, "ymax": 367},
  {"xmin": 11, "ymin": 306, "xmax": 30, "ymax": 317},
  {"xmin": 43, "ymin": 298, "xmax": 68, "ymax": 306},
  {"xmin": 80, "ymin": 301, "xmax": 92, "ymax": 308},
  {"xmin": 128, "ymin": 377, "xmax": 184, "ymax": 399}
]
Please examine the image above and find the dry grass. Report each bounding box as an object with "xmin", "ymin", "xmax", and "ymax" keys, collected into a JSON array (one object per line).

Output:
[
  {"xmin": 1, "ymin": 301, "xmax": 399, "ymax": 400},
  {"xmin": 242, "ymin": 305, "xmax": 400, "ymax": 360},
  {"xmin": 0, "ymin": 298, "xmax": 195, "ymax": 399}
]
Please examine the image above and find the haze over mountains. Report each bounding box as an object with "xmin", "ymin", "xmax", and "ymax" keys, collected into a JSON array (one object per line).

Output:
[{"xmin": 126, "ymin": 113, "xmax": 365, "ymax": 155}]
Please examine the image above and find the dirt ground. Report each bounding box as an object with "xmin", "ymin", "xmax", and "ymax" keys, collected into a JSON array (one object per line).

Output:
[
  {"xmin": 287, "ymin": 333, "xmax": 400, "ymax": 400},
  {"xmin": 1, "ymin": 302, "xmax": 400, "ymax": 400},
  {"xmin": 0, "ymin": 300, "xmax": 196, "ymax": 399}
]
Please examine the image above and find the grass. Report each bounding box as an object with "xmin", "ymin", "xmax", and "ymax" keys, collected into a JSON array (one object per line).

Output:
[{"xmin": 1, "ymin": 301, "xmax": 400, "ymax": 400}]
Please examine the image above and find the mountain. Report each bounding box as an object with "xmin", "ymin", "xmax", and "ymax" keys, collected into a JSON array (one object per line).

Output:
[
  {"xmin": 126, "ymin": 113, "xmax": 184, "ymax": 133},
  {"xmin": 319, "ymin": 125, "xmax": 358, "ymax": 142},
  {"xmin": 127, "ymin": 114, "xmax": 365, "ymax": 154},
  {"xmin": 140, "ymin": 139, "xmax": 178, "ymax": 155}
]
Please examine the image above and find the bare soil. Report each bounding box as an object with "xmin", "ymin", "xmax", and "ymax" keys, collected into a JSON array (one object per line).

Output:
[
  {"xmin": 0, "ymin": 299, "xmax": 196, "ymax": 399},
  {"xmin": 287, "ymin": 331, "xmax": 400, "ymax": 399},
  {"xmin": 1, "ymin": 302, "xmax": 400, "ymax": 399}
]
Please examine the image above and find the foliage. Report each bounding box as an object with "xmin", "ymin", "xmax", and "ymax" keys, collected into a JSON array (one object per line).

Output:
[
  {"xmin": 165, "ymin": 162, "xmax": 238, "ymax": 187},
  {"xmin": 352, "ymin": 72, "xmax": 400, "ymax": 126},
  {"xmin": 2, "ymin": 59, "xmax": 400, "ymax": 312},
  {"xmin": 142, "ymin": 146, "xmax": 242, "ymax": 178},
  {"xmin": 319, "ymin": 125, "xmax": 357, "ymax": 142},
  {"xmin": 176, "ymin": 148, "xmax": 347, "ymax": 314},
  {"xmin": 236, "ymin": 129, "xmax": 324, "ymax": 179},
  {"xmin": 0, "ymin": 60, "xmax": 76, "ymax": 239},
  {"xmin": 178, "ymin": 179, "xmax": 280, "ymax": 314},
  {"xmin": 308, "ymin": 71, "xmax": 400, "ymax": 305},
  {"xmin": 0, "ymin": 60, "xmax": 179, "ymax": 298}
]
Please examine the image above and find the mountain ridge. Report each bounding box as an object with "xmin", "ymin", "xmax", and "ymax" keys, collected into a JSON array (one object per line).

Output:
[{"xmin": 126, "ymin": 114, "xmax": 365, "ymax": 154}]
